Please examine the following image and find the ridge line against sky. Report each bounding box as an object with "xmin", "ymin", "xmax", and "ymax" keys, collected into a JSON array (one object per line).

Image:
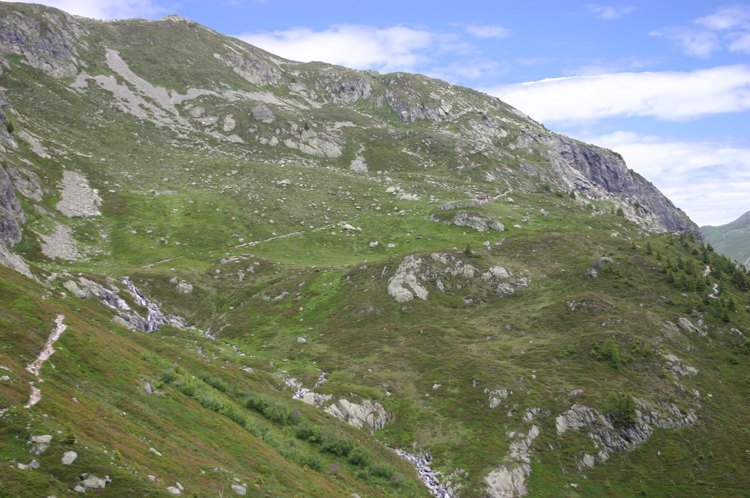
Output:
[{"xmin": 3, "ymin": 0, "xmax": 749, "ymax": 227}]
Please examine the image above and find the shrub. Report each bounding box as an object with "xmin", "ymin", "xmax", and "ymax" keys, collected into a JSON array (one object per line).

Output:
[
  {"xmin": 348, "ymin": 446, "xmax": 372, "ymax": 467},
  {"xmin": 294, "ymin": 422, "xmax": 322, "ymax": 443},
  {"xmin": 370, "ymin": 463, "xmax": 395, "ymax": 479},
  {"xmin": 605, "ymin": 391, "xmax": 637, "ymax": 427},
  {"xmin": 245, "ymin": 393, "xmax": 292, "ymax": 423},
  {"xmin": 320, "ymin": 431, "xmax": 355, "ymax": 457}
]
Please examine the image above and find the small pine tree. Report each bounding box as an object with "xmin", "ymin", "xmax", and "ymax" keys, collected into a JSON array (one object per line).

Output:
[
  {"xmin": 617, "ymin": 207, "xmax": 625, "ymax": 217},
  {"xmin": 728, "ymin": 296, "xmax": 737, "ymax": 312},
  {"xmin": 722, "ymin": 309, "xmax": 731, "ymax": 322},
  {"xmin": 684, "ymin": 294, "xmax": 694, "ymax": 313},
  {"xmin": 602, "ymin": 338, "xmax": 621, "ymax": 368},
  {"xmin": 646, "ymin": 241, "xmax": 653, "ymax": 255},
  {"xmin": 656, "ymin": 250, "xmax": 662, "ymax": 261},
  {"xmin": 5, "ymin": 121, "xmax": 13, "ymax": 134}
]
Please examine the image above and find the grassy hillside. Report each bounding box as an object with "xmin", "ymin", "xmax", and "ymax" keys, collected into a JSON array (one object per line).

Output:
[{"xmin": 0, "ymin": 4, "xmax": 748, "ymax": 497}]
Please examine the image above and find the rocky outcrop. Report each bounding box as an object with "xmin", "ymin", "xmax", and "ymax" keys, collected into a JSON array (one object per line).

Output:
[
  {"xmin": 0, "ymin": 5, "xmax": 85, "ymax": 79},
  {"xmin": 555, "ymin": 401, "xmax": 697, "ymax": 469},
  {"xmin": 0, "ymin": 244, "xmax": 34, "ymax": 279},
  {"xmin": 324, "ymin": 398, "xmax": 392, "ymax": 431},
  {"xmin": 542, "ymin": 133, "xmax": 703, "ymax": 241},
  {"xmin": 251, "ymin": 104, "xmax": 275, "ymax": 123},
  {"xmin": 0, "ymin": 163, "xmax": 24, "ymax": 247},
  {"xmin": 214, "ymin": 50, "xmax": 283, "ymax": 87},
  {"xmin": 484, "ymin": 426, "xmax": 539, "ymax": 498},
  {"xmin": 388, "ymin": 255, "xmax": 429, "ymax": 303},
  {"xmin": 430, "ymin": 211, "xmax": 504, "ymax": 232}
]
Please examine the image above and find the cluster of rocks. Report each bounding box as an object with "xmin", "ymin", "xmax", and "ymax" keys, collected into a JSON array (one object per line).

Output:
[
  {"xmin": 323, "ymin": 398, "xmax": 392, "ymax": 431},
  {"xmin": 387, "ymin": 253, "xmax": 529, "ymax": 304},
  {"xmin": 484, "ymin": 426, "xmax": 539, "ymax": 498},
  {"xmin": 61, "ymin": 275, "xmax": 188, "ymax": 332},
  {"xmin": 430, "ymin": 210, "xmax": 504, "ymax": 232},
  {"xmin": 555, "ymin": 400, "xmax": 697, "ymax": 471}
]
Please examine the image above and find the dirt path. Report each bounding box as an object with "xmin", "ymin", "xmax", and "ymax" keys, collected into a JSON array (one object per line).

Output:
[{"xmin": 24, "ymin": 315, "xmax": 67, "ymax": 408}]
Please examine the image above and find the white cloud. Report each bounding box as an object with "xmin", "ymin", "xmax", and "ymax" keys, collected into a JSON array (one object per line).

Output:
[
  {"xmin": 465, "ymin": 24, "xmax": 512, "ymax": 39},
  {"xmin": 695, "ymin": 5, "xmax": 750, "ymax": 30},
  {"xmin": 650, "ymin": 26, "xmax": 721, "ymax": 58},
  {"xmin": 590, "ymin": 131, "xmax": 750, "ymax": 226},
  {"xmin": 0, "ymin": 0, "xmax": 165, "ymax": 19},
  {"xmin": 237, "ymin": 25, "xmax": 464, "ymax": 73},
  {"xmin": 585, "ymin": 4, "xmax": 636, "ymax": 20},
  {"xmin": 486, "ymin": 65, "xmax": 750, "ymax": 123},
  {"xmin": 652, "ymin": 4, "xmax": 750, "ymax": 57}
]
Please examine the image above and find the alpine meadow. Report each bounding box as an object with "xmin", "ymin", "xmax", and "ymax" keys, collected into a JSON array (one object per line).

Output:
[{"xmin": 1, "ymin": 3, "xmax": 750, "ymax": 498}]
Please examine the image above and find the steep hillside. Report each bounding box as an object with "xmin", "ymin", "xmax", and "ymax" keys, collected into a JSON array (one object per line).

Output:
[
  {"xmin": 1, "ymin": 4, "xmax": 748, "ymax": 498},
  {"xmin": 702, "ymin": 211, "xmax": 750, "ymax": 266}
]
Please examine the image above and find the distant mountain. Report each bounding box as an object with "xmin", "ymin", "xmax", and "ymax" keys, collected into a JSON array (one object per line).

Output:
[{"xmin": 702, "ymin": 211, "xmax": 750, "ymax": 266}]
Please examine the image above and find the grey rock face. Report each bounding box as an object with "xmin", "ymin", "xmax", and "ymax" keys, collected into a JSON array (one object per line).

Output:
[
  {"xmin": 324, "ymin": 398, "xmax": 393, "ymax": 431},
  {"xmin": 0, "ymin": 6, "xmax": 85, "ymax": 78},
  {"xmin": 0, "ymin": 243, "xmax": 33, "ymax": 278},
  {"xmin": 0, "ymin": 163, "xmax": 24, "ymax": 247},
  {"xmin": 388, "ymin": 255, "xmax": 428, "ymax": 303},
  {"xmin": 251, "ymin": 104, "xmax": 275, "ymax": 123},
  {"xmin": 215, "ymin": 50, "xmax": 282, "ymax": 87},
  {"xmin": 7, "ymin": 166, "xmax": 43, "ymax": 202},
  {"xmin": 63, "ymin": 280, "xmax": 91, "ymax": 299},
  {"xmin": 430, "ymin": 211, "xmax": 504, "ymax": 232},
  {"xmin": 542, "ymin": 134, "xmax": 703, "ymax": 241}
]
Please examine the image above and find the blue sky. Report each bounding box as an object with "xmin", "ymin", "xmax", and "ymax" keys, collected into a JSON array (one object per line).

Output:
[{"xmin": 10, "ymin": 0, "xmax": 750, "ymax": 226}]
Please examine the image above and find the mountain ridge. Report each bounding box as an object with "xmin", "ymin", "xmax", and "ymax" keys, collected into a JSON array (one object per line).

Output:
[{"xmin": 701, "ymin": 210, "xmax": 750, "ymax": 266}]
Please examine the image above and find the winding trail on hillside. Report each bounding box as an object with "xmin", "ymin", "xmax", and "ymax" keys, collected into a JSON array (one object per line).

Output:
[{"xmin": 24, "ymin": 315, "xmax": 67, "ymax": 408}]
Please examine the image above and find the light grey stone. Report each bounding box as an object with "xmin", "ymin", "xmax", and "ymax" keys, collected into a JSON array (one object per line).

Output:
[
  {"xmin": 62, "ymin": 451, "xmax": 78, "ymax": 465},
  {"xmin": 231, "ymin": 484, "xmax": 247, "ymax": 496}
]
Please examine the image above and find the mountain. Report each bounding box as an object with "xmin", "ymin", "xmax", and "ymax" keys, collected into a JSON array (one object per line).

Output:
[
  {"xmin": 702, "ymin": 211, "xmax": 750, "ymax": 266},
  {"xmin": 0, "ymin": 4, "xmax": 748, "ymax": 498}
]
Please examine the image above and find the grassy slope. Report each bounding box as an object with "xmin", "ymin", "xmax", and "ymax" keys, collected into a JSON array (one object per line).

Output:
[{"xmin": 0, "ymin": 5, "xmax": 749, "ymax": 497}]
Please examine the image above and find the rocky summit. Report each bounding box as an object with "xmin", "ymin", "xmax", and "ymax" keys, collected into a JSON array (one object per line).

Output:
[{"xmin": 0, "ymin": 3, "xmax": 748, "ymax": 498}]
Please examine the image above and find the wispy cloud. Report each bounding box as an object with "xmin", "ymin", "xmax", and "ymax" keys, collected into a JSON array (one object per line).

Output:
[
  {"xmin": 1, "ymin": 0, "xmax": 166, "ymax": 19},
  {"xmin": 585, "ymin": 4, "xmax": 636, "ymax": 20},
  {"xmin": 485, "ymin": 65, "xmax": 750, "ymax": 123},
  {"xmin": 563, "ymin": 56, "xmax": 661, "ymax": 76},
  {"xmin": 695, "ymin": 4, "xmax": 750, "ymax": 30},
  {"xmin": 591, "ymin": 131, "xmax": 750, "ymax": 226},
  {"xmin": 427, "ymin": 58, "xmax": 509, "ymax": 83},
  {"xmin": 465, "ymin": 24, "xmax": 512, "ymax": 39},
  {"xmin": 237, "ymin": 24, "xmax": 469, "ymax": 73},
  {"xmin": 652, "ymin": 3, "xmax": 750, "ymax": 57},
  {"xmin": 650, "ymin": 25, "xmax": 722, "ymax": 58}
]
